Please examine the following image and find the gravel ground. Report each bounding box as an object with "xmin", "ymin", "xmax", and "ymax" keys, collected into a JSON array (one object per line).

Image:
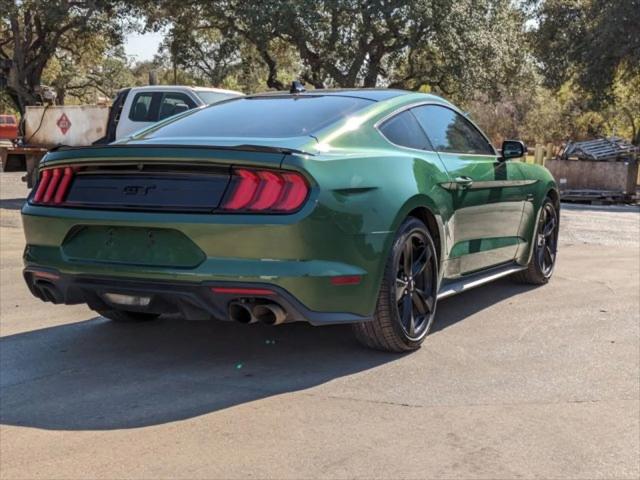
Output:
[{"xmin": 1, "ymin": 172, "xmax": 638, "ymax": 479}]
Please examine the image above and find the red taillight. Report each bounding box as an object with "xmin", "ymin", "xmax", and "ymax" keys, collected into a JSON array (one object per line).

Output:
[
  {"xmin": 251, "ymin": 171, "xmax": 285, "ymax": 210},
  {"xmin": 33, "ymin": 169, "xmax": 51, "ymax": 203},
  {"xmin": 273, "ymin": 173, "xmax": 308, "ymax": 211},
  {"xmin": 222, "ymin": 169, "xmax": 260, "ymax": 210},
  {"xmin": 222, "ymin": 168, "xmax": 309, "ymax": 213},
  {"xmin": 32, "ymin": 167, "xmax": 75, "ymax": 205},
  {"xmin": 53, "ymin": 167, "xmax": 74, "ymax": 204}
]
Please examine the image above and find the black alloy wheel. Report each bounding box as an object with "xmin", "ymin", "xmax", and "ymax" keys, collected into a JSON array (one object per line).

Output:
[
  {"xmin": 535, "ymin": 201, "xmax": 559, "ymax": 278},
  {"xmin": 395, "ymin": 230, "xmax": 437, "ymax": 339}
]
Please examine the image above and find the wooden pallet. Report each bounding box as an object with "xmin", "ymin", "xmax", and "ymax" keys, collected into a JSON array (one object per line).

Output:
[{"xmin": 560, "ymin": 137, "xmax": 638, "ymax": 162}]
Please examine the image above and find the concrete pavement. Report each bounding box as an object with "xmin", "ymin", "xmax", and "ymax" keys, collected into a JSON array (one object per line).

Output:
[{"xmin": 1, "ymin": 172, "xmax": 638, "ymax": 479}]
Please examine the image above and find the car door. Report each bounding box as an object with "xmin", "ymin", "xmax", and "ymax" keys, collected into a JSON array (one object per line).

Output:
[{"xmin": 411, "ymin": 104, "xmax": 527, "ymax": 276}]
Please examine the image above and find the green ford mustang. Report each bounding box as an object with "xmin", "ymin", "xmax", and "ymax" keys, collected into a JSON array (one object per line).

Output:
[{"xmin": 21, "ymin": 89, "xmax": 559, "ymax": 352}]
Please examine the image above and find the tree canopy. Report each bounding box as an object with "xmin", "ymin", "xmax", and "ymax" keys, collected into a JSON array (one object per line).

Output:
[
  {"xmin": 0, "ymin": 0, "xmax": 128, "ymax": 114},
  {"xmin": 1, "ymin": 0, "xmax": 639, "ymax": 144}
]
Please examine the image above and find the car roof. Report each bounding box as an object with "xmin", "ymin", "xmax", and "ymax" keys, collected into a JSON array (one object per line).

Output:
[
  {"xmin": 247, "ymin": 88, "xmax": 410, "ymax": 102},
  {"xmin": 190, "ymin": 86, "xmax": 244, "ymax": 96},
  {"xmin": 123, "ymin": 85, "xmax": 242, "ymax": 95}
]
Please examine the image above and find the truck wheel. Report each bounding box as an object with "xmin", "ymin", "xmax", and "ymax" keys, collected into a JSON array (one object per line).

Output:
[
  {"xmin": 97, "ymin": 309, "xmax": 160, "ymax": 323},
  {"xmin": 352, "ymin": 217, "xmax": 438, "ymax": 352}
]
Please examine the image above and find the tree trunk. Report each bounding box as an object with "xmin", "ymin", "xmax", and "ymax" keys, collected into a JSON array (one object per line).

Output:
[
  {"xmin": 258, "ymin": 48, "xmax": 285, "ymax": 90},
  {"xmin": 621, "ymin": 107, "xmax": 638, "ymax": 146}
]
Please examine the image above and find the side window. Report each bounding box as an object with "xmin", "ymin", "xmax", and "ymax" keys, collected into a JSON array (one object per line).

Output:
[
  {"xmin": 378, "ymin": 110, "xmax": 433, "ymax": 150},
  {"xmin": 129, "ymin": 93, "xmax": 154, "ymax": 122},
  {"xmin": 411, "ymin": 105, "xmax": 494, "ymax": 155},
  {"xmin": 158, "ymin": 93, "xmax": 196, "ymax": 121}
]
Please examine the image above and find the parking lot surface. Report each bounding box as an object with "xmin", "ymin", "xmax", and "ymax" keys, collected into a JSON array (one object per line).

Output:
[{"xmin": 1, "ymin": 172, "xmax": 639, "ymax": 479}]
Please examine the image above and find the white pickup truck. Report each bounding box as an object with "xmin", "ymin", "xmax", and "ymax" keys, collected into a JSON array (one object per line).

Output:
[
  {"xmin": 1, "ymin": 85, "xmax": 242, "ymax": 186},
  {"xmin": 110, "ymin": 85, "xmax": 242, "ymax": 141}
]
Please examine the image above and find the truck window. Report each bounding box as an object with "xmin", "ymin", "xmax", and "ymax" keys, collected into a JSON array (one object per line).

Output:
[
  {"xmin": 129, "ymin": 93, "xmax": 154, "ymax": 122},
  {"xmin": 158, "ymin": 93, "xmax": 196, "ymax": 121}
]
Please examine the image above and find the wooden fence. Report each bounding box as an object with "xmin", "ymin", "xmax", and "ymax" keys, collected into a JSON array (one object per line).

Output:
[{"xmin": 523, "ymin": 143, "xmax": 555, "ymax": 166}]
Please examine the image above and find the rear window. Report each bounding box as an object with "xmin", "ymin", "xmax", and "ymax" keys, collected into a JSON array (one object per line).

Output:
[
  {"xmin": 0, "ymin": 116, "xmax": 16, "ymax": 125},
  {"xmin": 196, "ymin": 91, "xmax": 239, "ymax": 105},
  {"xmin": 140, "ymin": 96, "xmax": 374, "ymax": 139},
  {"xmin": 129, "ymin": 92, "xmax": 154, "ymax": 122}
]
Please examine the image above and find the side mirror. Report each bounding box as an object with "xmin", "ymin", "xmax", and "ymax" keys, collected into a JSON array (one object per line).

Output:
[{"xmin": 500, "ymin": 140, "xmax": 526, "ymax": 161}]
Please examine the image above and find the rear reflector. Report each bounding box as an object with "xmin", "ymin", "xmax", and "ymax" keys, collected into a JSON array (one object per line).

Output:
[
  {"xmin": 330, "ymin": 275, "xmax": 362, "ymax": 286},
  {"xmin": 211, "ymin": 287, "xmax": 275, "ymax": 296},
  {"xmin": 32, "ymin": 167, "xmax": 75, "ymax": 205},
  {"xmin": 222, "ymin": 168, "xmax": 308, "ymax": 213}
]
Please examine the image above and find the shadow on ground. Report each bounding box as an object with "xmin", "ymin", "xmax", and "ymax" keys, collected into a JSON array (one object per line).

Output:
[
  {"xmin": 0, "ymin": 198, "xmax": 25, "ymax": 210},
  {"xmin": 560, "ymin": 202, "xmax": 640, "ymax": 213},
  {"xmin": 0, "ymin": 278, "xmax": 533, "ymax": 431}
]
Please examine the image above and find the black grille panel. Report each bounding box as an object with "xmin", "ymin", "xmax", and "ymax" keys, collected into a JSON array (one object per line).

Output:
[{"xmin": 64, "ymin": 172, "xmax": 230, "ymax": 212}]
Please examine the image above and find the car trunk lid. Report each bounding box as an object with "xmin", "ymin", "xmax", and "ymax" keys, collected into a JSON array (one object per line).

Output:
[{"xmin": 35, "ymin": 144, "xmax": 299, "ymax": 212}]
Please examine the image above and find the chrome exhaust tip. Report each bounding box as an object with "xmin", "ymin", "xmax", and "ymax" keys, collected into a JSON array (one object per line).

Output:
[
  {"xmin": 228, "ymin": 301, "xmax": 258, "ymax": 324},
  {"xmin": 253, "ymin": 303, "xmax": 287, "ymax": 325}
]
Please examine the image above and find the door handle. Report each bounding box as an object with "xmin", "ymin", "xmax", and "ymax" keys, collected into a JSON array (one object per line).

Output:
[{"xmin": 454, "ymin": 176, "xmax": 474, "ymax": 189}]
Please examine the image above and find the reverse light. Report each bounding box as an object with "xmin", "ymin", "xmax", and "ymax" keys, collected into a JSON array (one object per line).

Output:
[
  {"xmin": 222, "ymin": 168, "xmax": 309, "ymax": 213},
  {"xmin": 210, "ymin": 287, "xmax": 275, "ymax": 296},
  {"xmin": 103, "ymin": 293, "xmax": 152, "ymax": 307},
  {"xmin": 32, "ymin": 167, "xmax": 75, "ymax": 205}
]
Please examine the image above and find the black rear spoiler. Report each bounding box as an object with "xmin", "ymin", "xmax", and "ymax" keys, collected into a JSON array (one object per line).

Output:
[{"xmin": 49, "ymin": 142, "xmax": 312, "ymax": 156}]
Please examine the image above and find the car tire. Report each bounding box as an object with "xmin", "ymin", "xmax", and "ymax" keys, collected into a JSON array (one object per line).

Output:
[
  {"xmin": 512, "ymin": 198, "xmax": 559, "ymax": 285},
  {"xmin": 97, "ymin": 309, "xmax": 160, "ymax": 322},
  {"xmin": 352, "ymin": 217, "xmax": 439, "ymax": 352}
]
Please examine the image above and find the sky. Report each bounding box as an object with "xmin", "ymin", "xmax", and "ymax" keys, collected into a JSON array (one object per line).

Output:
[{"xmin": 124, "ymin": 31, "xmax": 164, "ymax": 62}]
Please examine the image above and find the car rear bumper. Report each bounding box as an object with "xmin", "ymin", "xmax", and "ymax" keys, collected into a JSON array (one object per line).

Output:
[
  {"xmin": 23, "ymin": 267, "xmax": 373, "ymax": 326},
  {"xmin": 21, "ymin": 182, "xmax": 393, "ymax": 318}
]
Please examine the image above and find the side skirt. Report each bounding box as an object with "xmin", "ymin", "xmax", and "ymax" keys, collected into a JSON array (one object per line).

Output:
[{"xmin": 437, "ymin": 262, "xmax": 526, "ymax": 300}]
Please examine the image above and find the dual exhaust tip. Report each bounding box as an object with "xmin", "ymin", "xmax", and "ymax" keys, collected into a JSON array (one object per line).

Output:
[{"xmin": 228, "ymin": 301, "xmax": 287, "ymax": 326}]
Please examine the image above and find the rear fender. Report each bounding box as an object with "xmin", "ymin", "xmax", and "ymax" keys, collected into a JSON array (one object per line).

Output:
[
  {"xmin": 387, "ymin": 195, "xmax": 447, "ymax": 276},
  {"xmin": 517, "ymin": 183, "xmax": 560, "ymax": 266}
]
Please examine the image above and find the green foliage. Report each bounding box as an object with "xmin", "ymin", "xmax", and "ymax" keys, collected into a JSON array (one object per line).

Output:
[
  {"xmin": 133, "ymin": 0, "xmax": 530, "ymax": 97},
  {"xmin": 43, "ymin": 42, "xmax": 136, "ymax": 104},
  {"xmin": 0, "ymin": 90, "xmax": 17, "ymax": 114},
  {"xmin": 1, "ymin": 0, "xmax": 637, "ymax": 145},
  {"xmin": 0, "ymin": 0, "xmax": 128, "ymax": 113},
  {"xmin": 534, "ymin": 0, "xmax": 640, "ymax": 101}
]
